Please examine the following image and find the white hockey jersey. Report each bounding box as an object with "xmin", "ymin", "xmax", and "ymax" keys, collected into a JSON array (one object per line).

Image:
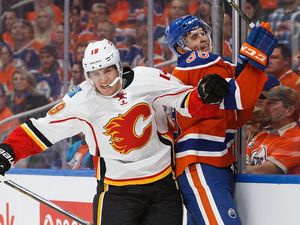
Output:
[{"xmin": 5, "ymin": 66, "xmax": 218, "ymax": 186}]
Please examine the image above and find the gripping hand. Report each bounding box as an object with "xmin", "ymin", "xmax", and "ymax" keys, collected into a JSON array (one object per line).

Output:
[
  {"xmin": 0, "ymin": 144, "xmax": 15, "ymax": 176},
  {"xmin": 198, "ymin": 74, "xmax": 229, "ymax": 104},
  {"xmin": 235, "ymin": 22, "xmax": 278, "ymax": 76}
]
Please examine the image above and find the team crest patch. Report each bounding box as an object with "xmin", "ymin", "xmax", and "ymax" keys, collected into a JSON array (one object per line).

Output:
[
  {"xmin": 228, "ymin": 208, "xmax": 237, "ymax": 219},
  {"xmin": 67, "ymin": 86, "xmax": 82, "ymax": 98},
  {"xmin": 48, "ymin": 101, "xmax": 66, "ymax": 115}
]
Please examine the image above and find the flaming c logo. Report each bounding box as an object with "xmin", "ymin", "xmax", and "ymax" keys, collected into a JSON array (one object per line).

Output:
[{"xmin": 104, "ymin": 103, "xmax": 152, "ymax": 154}]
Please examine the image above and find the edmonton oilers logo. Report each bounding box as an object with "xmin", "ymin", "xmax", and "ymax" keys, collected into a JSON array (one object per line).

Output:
[{"xmin": 228, "ymin": 208, "xmax": 237, "ymax": 219}]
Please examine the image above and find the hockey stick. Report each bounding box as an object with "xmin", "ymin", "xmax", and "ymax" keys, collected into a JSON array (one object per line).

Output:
[
  {"xmin": 3, "ymin": 179, "xmax": 93, "ymax": 225},
  {"xmin": 225, "ymin": 0, "xmax": 256, "ymax": 28}
]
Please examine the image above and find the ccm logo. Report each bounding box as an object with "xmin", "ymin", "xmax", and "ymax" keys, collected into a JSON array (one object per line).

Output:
[
  {"xmin": 240, "ymin": 43, "xmax": 267, "ymax": 65},
  {"xmin": 0, "ymin": 148, "xmax": 14, "ymax": 165}
]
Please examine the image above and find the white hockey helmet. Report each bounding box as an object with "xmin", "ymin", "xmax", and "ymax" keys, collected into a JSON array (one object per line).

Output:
[{"xmin": 82, "ymin": 39, "xmax": 123, "ymax": 95}]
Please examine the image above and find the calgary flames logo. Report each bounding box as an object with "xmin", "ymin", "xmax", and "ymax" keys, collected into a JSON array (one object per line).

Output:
[{"xmin": 104, "ymin": 103, "xmax": 152, "ymax": 154}]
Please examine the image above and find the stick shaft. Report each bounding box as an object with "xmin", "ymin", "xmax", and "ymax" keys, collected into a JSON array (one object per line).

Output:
[
  {"xmin": 226, "ymin": 0, "xmax": 255, "ymax": 28},
  {"xmin": 4, "ymin": 180, "xmax": 93, "ymax": 225}
]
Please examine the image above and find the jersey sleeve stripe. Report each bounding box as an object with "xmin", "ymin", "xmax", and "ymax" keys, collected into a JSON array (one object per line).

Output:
[
  {"xmin": 178, "ymin": 133, "xmax": 225, "ymax": 143},
  {"xmin": 176, "ymin": 139, "xmax": 228, "ymax": 152},
  {"xmin": 25, "ymin": 120, "xmax": 52, "ymax": 147},
  {"xmin": 20, "ymin": 123, "xmax": 48, "ymax": 150},
  {"xmin": 175, "ymin": 130, "xmax": 236, "ymax": 158},
  {"xmin": 176, "ymin": 149, "xmax": 229, "ymax": 158}
]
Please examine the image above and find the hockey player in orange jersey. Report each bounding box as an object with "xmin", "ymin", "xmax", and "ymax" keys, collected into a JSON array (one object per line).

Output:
[{"xmin": 165, "ymin": 15, "xmax": 278, "ymax": 225}]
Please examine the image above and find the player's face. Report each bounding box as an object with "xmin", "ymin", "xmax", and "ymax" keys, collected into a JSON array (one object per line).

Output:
[
  {"xmin": 89, "ymin": 65, "xmax": 121, "ymax": 96},
  {"xmin": 184, "ymin": 27, "xmax": 212, "ymax": 52}
]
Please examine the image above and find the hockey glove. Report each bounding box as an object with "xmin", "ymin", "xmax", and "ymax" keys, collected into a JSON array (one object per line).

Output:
[
  {"xmin": 235, "ymin": 22, "xmax": 278, "ymax": 76},
  {"xmin": 0, "ymin": 144, "xmax": 15, "ymax": 176},
  {"xmin": 198, "ymin": 74, "xmax": 229, "ymax": 104}
]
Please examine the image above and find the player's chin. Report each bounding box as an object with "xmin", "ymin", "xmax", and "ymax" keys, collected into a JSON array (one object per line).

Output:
[{"xmin": 99, "ymin": 89, "xmax": 113, "ymax": 96}]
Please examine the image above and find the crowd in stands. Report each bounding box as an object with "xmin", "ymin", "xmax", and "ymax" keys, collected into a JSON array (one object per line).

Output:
[{"xmin": 0, "ymin": 0, "xmax": 299, "ymax": 172}]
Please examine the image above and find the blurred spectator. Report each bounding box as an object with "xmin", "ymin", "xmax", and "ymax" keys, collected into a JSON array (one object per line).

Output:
[
  {"xmin": 104, "ymin": 0, "xmax": 130, "ymax": 26},
  {"xmin": 8, "ymin": 67, "xmax": 48, "ymax": 123},
  {"xmin": 155, "ymin": 0, "xmax": 189, "ymax": 41},
  {"xmin": 33, "ymin": 6, "xmax": 56, "ymax": 45},
  {"xmin": 127, "ymin": 0, "xmax": 166, "ymax": 27},
  {"xmin": 26, "ymin": 0, "xmax": 63, "ymax": 25},
  {"xmin": 78, "ymin": 3, "xmax": 107, "ymax": 43},
  {"xmin": 132, "ymin": 33, "xmax": 174, "ymax": 73},
  {"xmin": 35, "ymin": 45, "xmax": 62, "ymax": 101},
  {"xmin": 246, "ymin": 85, "xmax": 300, "ymax": 174},
  {"xmin": 268, "ymin": 0, "xmax": 300, "ymax": 48},
  {"xmin": 246, "ymin": 0, "xmax": 261, "ymax": 25},
  {"xmin": 259, "ymin": 0, "xmax": 278, "ymax": 18},
  {"xmin": 11, "ymin": 19, "xmax": 41, "ymax": 70},
  {"xmin": 246, "ymin": 74, "xmax": 280, "ymax": 144},
  {"xmin": 223, "ymin": 13, "xmax": 233, "ymax": 59},
  {"xmin": 73, "ymin": 41, "xmax": 88, "ymax": 62},
  {"xmin": 68, "ymin": 61, "xmax": 85, "ymax": 90},
  {"xmin": 259, "ymin": 0, "xmax": 279, "ymax": 10},
  {"xmin": 86, "ymin": 3, "xmax": 109, "ymax": 30},
  {"xmin": 198, "ymin": 0, "xmax": 212, "ymax": 27},
  {"xmin": 67, "ymin": 133, "xmax": 93, "ymax": 170},
  {"xmin": 96, "ymin": 21, "xmax": 116, "ymax": 43},
  {"xmin": 266, "ymin": 43, "xmax": 300, "ymax": 92},
  {"xmin": 134, "ymin": 20, "xmax": 169, "ymax": 61},
  {"xmin": 69, "ymin": 5, "xmax": 83, "ymax": 35},
  {"xmin": 0, "ymin": 44, "xmax": 16, "ymax": 93},
  {"xmin": 1, "ymin": 9, "xmax": 18, "ymax": 47},
  {"xmin": 118, "ymin": 35, "xmax": 142, "ymax": 67},
  {"xmin": 51, "ymin": 23, "xmax": 73, "ymax": 70},
  {"xmin": 23, "ymin": 19, "xmax": 44, "ymax": 53},
  {"xmin": 0, "ymin": 84, "xmax": 19, "ymax": 142},
  {"xmin": 155, "ymin": 0, "xmax": 190, "ymax": 61}
]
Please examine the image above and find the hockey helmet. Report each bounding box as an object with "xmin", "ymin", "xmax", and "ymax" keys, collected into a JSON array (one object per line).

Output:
[
  {"xmin": 165, "ymin": 15, "xmax": 212, "ymax": 55},
  {"xmin": 82, "ymin": 39, "xmax": 123, "ymax": 96}
]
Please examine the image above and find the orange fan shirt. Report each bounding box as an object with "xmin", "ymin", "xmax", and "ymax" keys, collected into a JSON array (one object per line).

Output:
[{"xmin": 246, "ymin": 123, "xmax": 300, "ymax": 174}]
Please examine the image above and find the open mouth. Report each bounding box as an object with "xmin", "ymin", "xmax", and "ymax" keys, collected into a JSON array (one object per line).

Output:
[{"xmin": 200, "ymin": 43, "xmax": 210, "ymax": 51}]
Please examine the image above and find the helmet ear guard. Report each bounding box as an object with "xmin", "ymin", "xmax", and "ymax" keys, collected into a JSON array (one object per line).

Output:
[{"xmin": 165, "ymin": 15, "xmax": 212, "ymax": 55}]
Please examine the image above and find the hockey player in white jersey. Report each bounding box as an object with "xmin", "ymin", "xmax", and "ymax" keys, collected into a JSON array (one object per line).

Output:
[{"xmin": 0, "ymin": 39, "xmax": 230, "ymax": 225}]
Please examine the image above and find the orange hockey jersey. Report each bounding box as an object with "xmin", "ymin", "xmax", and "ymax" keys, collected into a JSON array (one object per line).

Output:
[
  {"xmin": 246, "ymin": 123, "xmax": 300, "ymax": 174},
  {"xmin": 172, "ymin": 51, "xmax": 268, "ymax": 176}
]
